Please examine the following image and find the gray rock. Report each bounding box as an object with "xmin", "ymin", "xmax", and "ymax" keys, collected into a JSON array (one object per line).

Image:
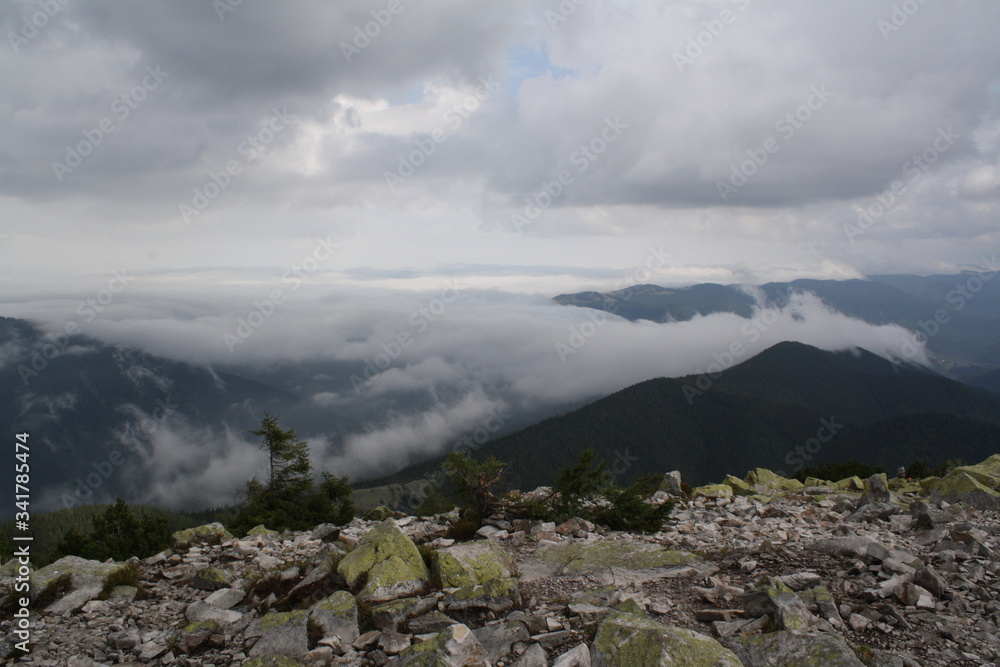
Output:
[
  {"xmin": 849, "ymin": 502, "xmax": 900, "ymax": 523},
  {"xmin": 590, "ymin": 607, "xmax": 742, "ymax": 666},
  {"xmin": 247, "ymin": 610, "xmax": 310, "ymax": 659},
  {"xmin": 205, "ymin": 587, "xmax": 245, "ymax": 609},
  {"xmin": 473, "ymin": 620, "xmax": 531, "ymax": 663},
  {"xmin": 407, "ymin": 610, "xmax": 459, "ymax": 635},
  {"xmin": 914, "ymin": 564, "xmax": 950, "ymax": 599},
  {"xmin": 388, "ymin": 623, "xmax": 489, "ymax": 666},
  {"xmin": 859, "ymin": 473, "xmax": 891, "ymax": 506},
  {"xmin": 510, "ymin": 643, "xmax": 549, "ymax": 667},
  {"xmin": 553, "ymin": 643, "xmax": 591, "ymax": 667},
  {"xmin": 185, "ymin": 600, "xmax": 244, "ymax": 626},
  {"xmin": 811, "ymin": 536, "xmax": 892, "ymax": 564},
  {"xmin": 309, "ymin": 590, "xmax": 359, "ymax": 644},
  {"xmin": 726, "ymin": 630, "xmax": 866, "ymax": 666}
]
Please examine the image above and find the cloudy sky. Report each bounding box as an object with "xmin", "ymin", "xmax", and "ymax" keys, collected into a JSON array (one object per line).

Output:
[
  {"xmin": 2, "ymin": 1, "xmax": 999, "ymax": 503},
  {"xmin": 2, "ymin": 0, "xmax": 998, "ymax": 295}
]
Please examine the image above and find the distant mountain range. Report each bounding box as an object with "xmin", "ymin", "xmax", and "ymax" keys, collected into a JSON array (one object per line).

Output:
[
  {"xmin": 361, "ymin": 341, "xmax": 1000, "ymax": 495},
  {"xmin": 554, "ymin": 272, "xmax": 1000, "ymax": 382}
]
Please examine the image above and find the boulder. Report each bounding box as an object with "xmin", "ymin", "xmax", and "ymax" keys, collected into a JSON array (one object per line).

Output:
[
  {"xmin": 170, "ymin": 522, "xmax": 234, "ymax": 550},
  {"xmin": 336, "ymin": 519, "xmax": 431, "ymax": 603},
  {"xmin": 432, "ymin": 541, "xmax": 520, "ymax": 612},
  {"xmin": 247, "ymin": 610, "xmax": 310, "ymax": 659},
  {"xmin": 744, "ymin": 468, "xmax": 805, "ymax": 493},
  {"xmin": 723, "ymin": 474, "xmax": 755, "ymax": 496},
  {"xmin": 930, "ymin": 456, "xmax": 1000, "ymax": 509},
  {"xmin": 192, "ymin": 566, "xmax": 231, "ymax": 590},
  {"xmin": 473, "ymin": 621, "xmax": 531, "ymax": 663},
  {"xmin": 810, "ymin": 536, "xmax": 891, "ymax": 564},
  {"xmin": 31, "ymin": 556, "xmax": 127, "ymax": 613},
  {"xmin": 725, "ymin": 630, "xmax": 866, "ymax": 666},
  {"xmin": 309, "ymin": 590, "xmax": 359, "ymax": 644},
  {"xmin": 388, "ymin": 623, "xmax": 489, "ymax": 666},
  {"xmin": 590, "ymin": 605, "xmax": 742, "ymax": 666},
  {"xmin": 832, "ymin": 476, "xmax": 865, "ymax": 491},
  {"xmin": 692, "ymin": 483, "xmax": 733, "ymax": 499},
  {"xmin": 531, "ymin": 541, "xmax": 714, "ymax": 585},
  {"xmin": 745, "ymin": 579, "xmax": 814, "ymax": 631},
  {"xmin": 185, "ymin": 600, "xmax": 244, "ymax": 626},
  {"xmin": 370, "ymin": 596, "xmax": 438, "ymax": 632},
  {"xmin": 659, "ymin": 471, "xmax": 684, "ymax": 496},
  {"xmin": 858, "ymin": 473, "xmax": 891, "ymax": 506}
]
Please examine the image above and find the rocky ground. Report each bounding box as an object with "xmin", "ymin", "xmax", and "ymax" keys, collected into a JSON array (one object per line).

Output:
[{"xmin": 3, "ymin": 456, "xmax": 1000, "ymax": 666}]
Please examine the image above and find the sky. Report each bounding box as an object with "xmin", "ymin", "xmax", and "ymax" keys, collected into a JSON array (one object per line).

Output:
[
  {"xmin": 1, "ymin": 1, "xmax": 998, "ymax": 505},
  {"xmin": 1, "ymin": 0, "xmax": 998, "ymax": 295}
]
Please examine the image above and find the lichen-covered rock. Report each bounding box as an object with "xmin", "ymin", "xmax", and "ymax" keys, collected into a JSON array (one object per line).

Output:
[
  {"xmin": 432, "ymin": 541, "xmax": 513, "ymax": 588},
  {"xmin": 746, "ymin": 578, "xmax": 815, "ymax": 631},
  {"xmin": 692, "ymin": 483, "xmax": 734, "ymax": 499},
  {"xmin": 859, "ymin": 473, "xmax": 891, "ymax": 506},
  {"xmin": 810, "ymin": 536, "xmax": 891, "ymax": 564},
  {"xmin": 473, "ymin": 621, "xmax": 531, "ymax": 663},
  {"xmin": 723, "ymin": 474, "xmax": 755, "ymax": 496},
  {"xmin": 283, "ymin": 547, "xmax": 346, "ymax": 606},
  {"xmin": 243, "ymin": 657, "xmax": 307, "ymax": 667},
  {"xmin": 371, "ymin": 596, "xmax": 438, "ymax": 632},
  {"xmin": 309, "ymin": 590, "xmax": 359, "ymax": 643},
  {"xmin": 590, "ymin": 606, "xmax": 742, "ymax": 666},
  {"xmin": 535, "ymin": 541, "xmax": 710, "ymax": 578},
  {"xmin": 170, "ymin": 522, "xmax": 234, "ymax": 550},
  {"xmin": 247, "ymin": 610, "xmax": 310, "ymax": 659},
  {"xmin": 30, "ymin": 556, "xmax": 127, "ymax": 613},
  {"xmin": 192, "ymin": 566, "xmax": 231, "ymax": 590},
  {"xmin": 745, "ymin": 468, "xmax": 805, "ymax": 493},
  {"xmin": 725, "ymin": 630, "xmax": 866, "ymax": 666},
  {"xmin": 247, "ymin": 524, "xmax": 282, "ymax": 539},
  {"xmin": 336, "ymin": 519, "xmax": 430, "ymax": 602},
  {"xmin": 389, "ymin": 623, "xmax": 489, "ymax": 666},
  {"xmin": 930, "ymin": 455, "xmax": 1000, "ymax": 509},
  {"xmin": 833, "ymin": 476, "xmax": 865, "ymax": 491}
]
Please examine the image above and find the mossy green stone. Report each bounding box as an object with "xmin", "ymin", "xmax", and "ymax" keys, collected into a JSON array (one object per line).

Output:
[
  {"xmin": 803, "ymin": 477, "xmax": 831, "ymax": 487},
  {"xmin": 182, "ymin": 619, "xmax": 222, "ymax": 634},
  {"xmin": 537, "ymin": 541, "xmax": 703, "ymax": 573},
  {"xmin": 833, "ymin": 476, "xmax": 865, "ymax": 491},
  {"xmin": 692, "ymin": 483, "xmax": 733, "ymax": 499},
  {"xmin": 242, "ymin": 657, "xmax": 306, "ymax": 667},
  {"xmin": 246, "ymin": 525, "xmax": 281, "ymax": 539},
  {"xmin": 313, "ymin": 590, "xmax": 356, "ymax": 619},
  {"xmin": 31, "ymin": 556, "xmax": 124, "ymax": 594},
  {"xmin": 258, "ymin": 609, "xmax": 308, "ymax": 632},
  {"xmin": 729, "ymin": 630, "xmax": 866, "ymax": 666},
  {"xmin": 336, "ymin": 519, "xmax": 429, "ymax": 602},
  {"xmin": 431, "ymin": 542, "xmax": 512, "ymax": 588},
  {"xmin": 723, "ymin": 475, "xmax": 755, "ymax": 495},
  {"xmin": 170, "ymin": 522, "xmax": 233, "ymax": 549},
  {"xmin": 593, "ymin": 609, "xmax": 743, "ymax": 666},
  {"xmin": 745, "ymin": 468, "xmax": 805, "ymax": 492}
]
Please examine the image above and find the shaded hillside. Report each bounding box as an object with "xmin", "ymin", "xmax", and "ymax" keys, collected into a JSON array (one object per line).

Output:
[
  {"xmin": 362, "ymin": 342, "xmax": 1000, "ymax": 493},
  {"xmin": 0, "ymin": 317, "xmax": 297, "ymax": 514}
]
